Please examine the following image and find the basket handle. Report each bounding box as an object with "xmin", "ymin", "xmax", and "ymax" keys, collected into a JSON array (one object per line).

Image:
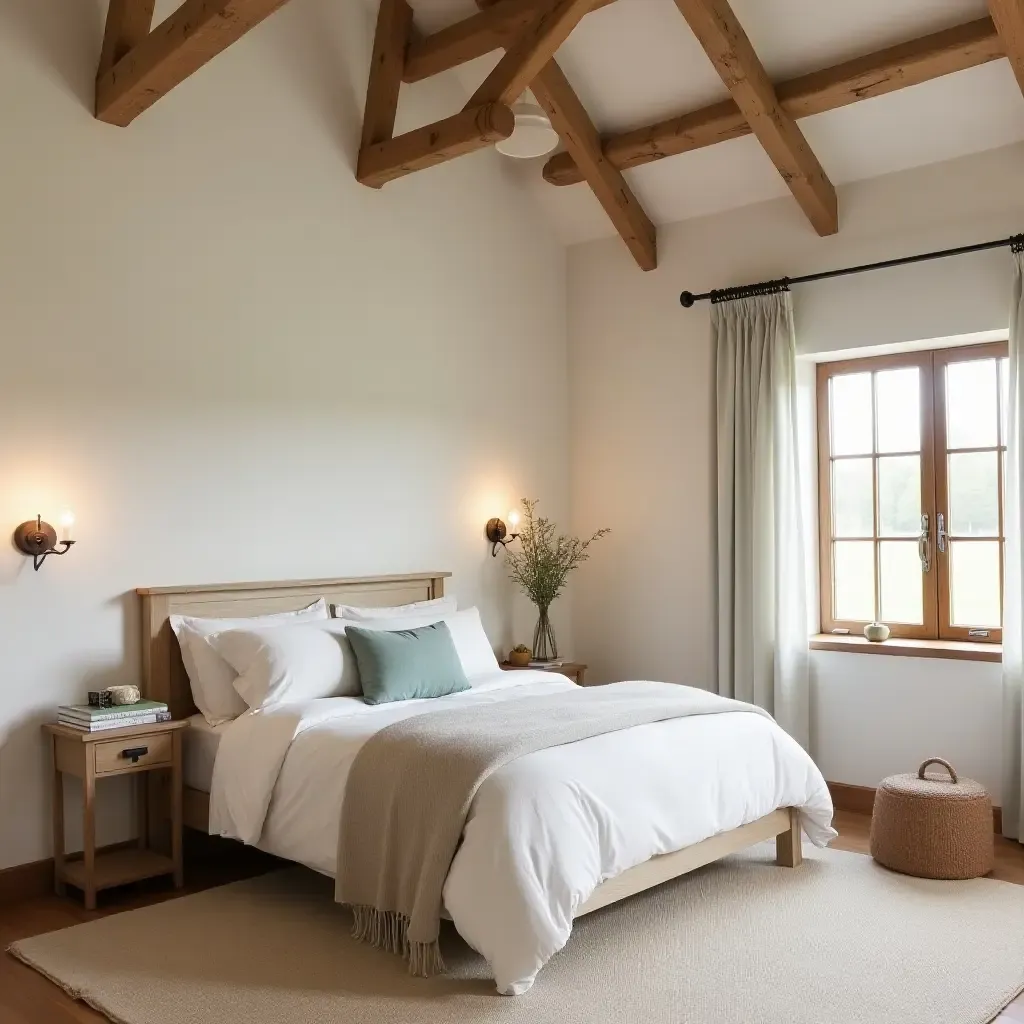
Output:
[{"xmin": 918, "ymin": 757, "xmax": 958, "ymax": 783}]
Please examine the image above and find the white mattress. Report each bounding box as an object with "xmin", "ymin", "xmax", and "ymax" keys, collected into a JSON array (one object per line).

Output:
[{"xmin": 183, "ymin": 714, "xmax": 228, "ymax": 792}]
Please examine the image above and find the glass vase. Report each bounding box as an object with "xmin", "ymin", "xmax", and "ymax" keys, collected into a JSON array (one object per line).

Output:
[{"xmin": 532, "ymin": 605, "xmax": 558, "ymax": 661}]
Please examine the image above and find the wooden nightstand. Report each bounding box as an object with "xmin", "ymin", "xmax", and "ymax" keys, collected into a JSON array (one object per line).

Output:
[
  {"xmin": 501, "ymin": 662, "xmax": 588, "ymax": 686},
  {"xmin": 44, "ymin": 719, "xmax": 189, "ymax": 909}
]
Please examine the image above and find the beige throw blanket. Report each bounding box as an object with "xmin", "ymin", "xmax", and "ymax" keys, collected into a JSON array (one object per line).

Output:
[{"xmin": 336, "ymin": 681, "xmax": 769, "ymax": 975}]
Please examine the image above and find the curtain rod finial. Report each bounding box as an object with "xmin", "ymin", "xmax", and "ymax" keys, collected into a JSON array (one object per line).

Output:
[{"xmin": 679, "ymin": 291, "xmax": 696, "ymax": 308}]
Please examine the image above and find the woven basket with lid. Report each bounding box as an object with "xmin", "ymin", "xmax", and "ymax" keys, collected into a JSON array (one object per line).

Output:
[{"xmin": 870, "ymin": 758, "xmax": 993, "ymax": 879}]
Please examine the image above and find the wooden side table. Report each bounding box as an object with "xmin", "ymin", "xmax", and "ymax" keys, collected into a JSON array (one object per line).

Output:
[
  {"xmin": 501, "ymin": 662, "xmax": 588, "ymax": 686},
  {"xmin": 44, "ymin": 719, "xmax": 189, "ymax": 909}
]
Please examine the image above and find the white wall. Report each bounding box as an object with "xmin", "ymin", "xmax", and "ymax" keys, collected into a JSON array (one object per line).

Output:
[
  {"xmin": 0, "ymin": 0, "xmax": 569, "ymax": 870},
  {"xmin": 568, "ymin": 142, "xmax": 1024, "ymax": 802},
  {"xmin": 811, "ymin": 652, "xmax": 1003, "ymax": 798}
]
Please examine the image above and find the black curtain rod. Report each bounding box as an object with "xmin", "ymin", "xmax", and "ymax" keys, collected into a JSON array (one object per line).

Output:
[{"xmin": 679, "ymin": 233, "xmax": 1024, "ymax": 308}]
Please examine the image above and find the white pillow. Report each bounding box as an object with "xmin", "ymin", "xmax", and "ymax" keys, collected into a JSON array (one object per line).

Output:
[
  {"xmin": 351, "ymin": 607, "xmax": 500, "ymax": 680},
  {"xmin": 210, "ymin": 621, "xmax": 359, "ymax": 709},
  {"xmin": 332, "ymin": 595, "xmax": 456, "ymax": 620},
  {"xmin": 170, "ymin": 599, "xmax": 328, "ymax": 725}
]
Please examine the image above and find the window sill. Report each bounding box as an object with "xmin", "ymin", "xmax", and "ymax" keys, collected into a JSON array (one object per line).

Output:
[{"xmin": 809, "ymin": 634, "xmax": 1001, "ymax": 663}]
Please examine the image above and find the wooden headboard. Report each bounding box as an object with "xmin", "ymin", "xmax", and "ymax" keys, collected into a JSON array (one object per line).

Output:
[{"xmin": 136, "ymin": 572, "xmax": 451, "ymax": 719}]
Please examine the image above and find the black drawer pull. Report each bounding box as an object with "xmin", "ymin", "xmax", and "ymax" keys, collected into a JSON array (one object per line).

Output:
[{"xmin": 121, "ymin": 746, "xmax": 149, "ymax": 764}]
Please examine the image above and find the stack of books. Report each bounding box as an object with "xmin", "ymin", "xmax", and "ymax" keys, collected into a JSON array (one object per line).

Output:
[{"xmin": 57, "ymin": 700, "xmax": 171, "ymax": 732}]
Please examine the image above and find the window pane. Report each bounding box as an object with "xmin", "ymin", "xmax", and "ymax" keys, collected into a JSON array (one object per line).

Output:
[
  {"xmin": 946, "ymin": 359, "xmax": 998, "ymax": 449},
  {"xmin": 877, "ymin": 456, "xmax": 920, "ymax": 537},
  {"xmin": 834, "ymin": 541, "xmax": 875, "ymax": 621},
  {"xmin": 830, "ymin": 373, "xmax": 873, "ymax": 456},
  {"xmin": 875, "ymin": 367, "xmax": 920, "ymax": 453},
  {"xmin": 832, "ymin": 458, "xmax": 873, "ymax": 537},
  {"xmin": 949, "ymin": 541, "xmax": 1001, "ymax": 627},
  {"xmin": 1001, "ymin": 357, "xmax": 1009, "ymax": 446},
  {"xmin": 879, "ymin": 541, "xmax": 923, "ymax": 624},
  {"xmin": 948, "ymin": 451, "xmax": 999, "ymax": 537}
]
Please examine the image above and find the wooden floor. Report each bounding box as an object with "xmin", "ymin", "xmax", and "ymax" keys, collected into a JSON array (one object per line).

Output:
[
  {"xmin": 2, "ymin": 815, "xmax": 1023, "ymax": 1023},
  {"xmin": 830, "ymin": 808, "xmax": 1024, "ymax": 884}
]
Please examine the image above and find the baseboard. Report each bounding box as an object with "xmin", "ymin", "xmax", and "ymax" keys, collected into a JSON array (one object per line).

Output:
[
  {"xmin": 0, "ymin": 831, "xmax": 267, "ymax": 906},
  {"xmin": 0, "ymin": 839, "xmax": 137, "ymax": 905},
  {"xmin": 827, "ymin": 782, "xmax": 877, "ymax": 816},
  {"xmin": 0, "ymin": 855, "xmax": 54, "ymax": 906},
  {"xmin": 4, "ymin": 785, "xmax": 1002, "ymax": 905},
  {"xmin": 828, "ymin": 781, "xmax": 1003, "ymax": 834}
]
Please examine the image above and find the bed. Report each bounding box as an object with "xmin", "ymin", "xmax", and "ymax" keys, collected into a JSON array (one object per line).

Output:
[{"xmin": 137, "ymin": 573, "xmax": 835, "ymax": 994}]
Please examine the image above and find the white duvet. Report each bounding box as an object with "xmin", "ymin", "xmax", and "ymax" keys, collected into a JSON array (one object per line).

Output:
[{"xmin": 210, "ymin": 671, "xmax": 835, "ymax": 994}]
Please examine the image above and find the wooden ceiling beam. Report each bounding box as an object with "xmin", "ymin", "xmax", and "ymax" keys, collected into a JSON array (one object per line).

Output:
[
  {"xmin": 466, "ymin": 0, "xmax": 595, "ymax": 108},
  {"xmin": 404, "ymin": 0, "xmax": 616, "ymax": 84},
  {"xmin": 97, "ymin": 0, "xmax": 156, "ymax": 78},
  {"xmin": 356, "ymin": 103, "xmax": 515, "ymax": 188},
  {"xmin": 466, "ymin": 0, "xmax": 654, "ymax": 268},
  {"xmin": 95, "ymin": 0, "xmax": 294, "ymax": 127},
  {"xmin": 360, "ymin": 0, "xmax": 414, "ymax": 161},
  {"xmin": 532, "ymin": 62, "xmax": 657, "ymax": 270},
  {"xmin": 670, "ymin": 0, "xmax": 837, "ymax": 235},
  {"xmin": 543, "ymin": 17, "xmax": 1002, "ymax": 186},
  {"xmin": 987, "ymin": 0, "xmax": 1024, "ymax": 96}
]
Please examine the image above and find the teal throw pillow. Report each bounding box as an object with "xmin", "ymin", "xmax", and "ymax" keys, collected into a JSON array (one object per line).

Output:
[{"xmin": 346, "ymin": 622, "xmax": 471, "ymax": 705}]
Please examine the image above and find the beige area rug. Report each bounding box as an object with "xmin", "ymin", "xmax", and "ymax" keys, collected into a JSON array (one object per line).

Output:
[{"xmin": 9, "ymin": 844, "xmax": 1024, "ymax": 1024}]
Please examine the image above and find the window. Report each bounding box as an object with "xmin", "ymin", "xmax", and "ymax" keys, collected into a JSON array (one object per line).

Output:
[{"xmin": 816, "ymin": 343, "xmax": 1008, "ymax": 643}]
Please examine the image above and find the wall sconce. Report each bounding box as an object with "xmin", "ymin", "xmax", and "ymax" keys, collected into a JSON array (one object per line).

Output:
[
  {"xmin": 14, "ymin": 513, "xmax": 76, "ymax": 571},
  {"xmin": 486, "ymin": 510, "xmax": 520, "ymax": 557}
]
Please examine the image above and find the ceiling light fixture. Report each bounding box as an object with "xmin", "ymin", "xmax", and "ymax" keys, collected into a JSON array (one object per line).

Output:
[{"xmin": 495, "ymin": 103, "xmax": 560, "ymax": 160}]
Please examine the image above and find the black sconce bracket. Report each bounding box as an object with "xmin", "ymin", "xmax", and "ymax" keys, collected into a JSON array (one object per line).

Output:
[{"xmin": 486, "ymin": 518, "xmax": 520, "ymax": 558}]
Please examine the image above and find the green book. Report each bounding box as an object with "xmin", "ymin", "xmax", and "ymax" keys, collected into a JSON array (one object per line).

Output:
[{"xmin": 58, "ymin": 699, "xmax": 168, "ymax": 720}]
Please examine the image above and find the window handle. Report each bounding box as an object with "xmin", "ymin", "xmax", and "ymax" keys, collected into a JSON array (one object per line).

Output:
[
  {"xmin": 937, "ymin": 512, "xmax": 947, "ymax": 553},
  {"xmin": 918, "ymin": 514, "xmax": 931, "ymax": 573}
]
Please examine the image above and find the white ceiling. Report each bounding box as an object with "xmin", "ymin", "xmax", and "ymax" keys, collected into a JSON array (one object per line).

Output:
[{"xmin": 406, "ymin": 0, "xmax": 1024, "ymax": 246}]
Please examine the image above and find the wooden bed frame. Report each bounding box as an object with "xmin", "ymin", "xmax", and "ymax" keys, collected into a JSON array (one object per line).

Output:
[{"xmin": 136, "ymin": 573, "xmax": 803, "ymax": 909}]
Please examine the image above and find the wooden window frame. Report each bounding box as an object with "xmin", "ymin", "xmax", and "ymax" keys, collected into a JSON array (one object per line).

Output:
[
  {"xmin": 816, "ymin": 341, "xmax": 1007, "ymax": 644},
  {"xmin": 816, "ymin": 350, "xmax": 937, "ymax": 640},
  {"xmin": 932, "ymin": 342, "xmax": 1007, "ymax": 643}
]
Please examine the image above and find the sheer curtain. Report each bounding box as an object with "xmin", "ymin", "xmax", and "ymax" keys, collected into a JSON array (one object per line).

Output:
[
  {"xmin": 1003, "ymin": 244, "xmax": 1024, "ymax": 843},
  {"xmin": 713, "ymin": 290, "xmax": 809, "ymax": 747}
]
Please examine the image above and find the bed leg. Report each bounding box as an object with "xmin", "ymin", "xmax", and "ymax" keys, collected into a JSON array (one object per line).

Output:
[{"xmin": 775, "ymin": 808, "xmax": 803, "ymax": 867}]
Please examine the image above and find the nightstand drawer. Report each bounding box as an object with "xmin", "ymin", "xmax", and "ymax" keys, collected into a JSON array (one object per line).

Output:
[{"xmin": 94, "ymin": 733, "xmax": 172, "ymax": 775}]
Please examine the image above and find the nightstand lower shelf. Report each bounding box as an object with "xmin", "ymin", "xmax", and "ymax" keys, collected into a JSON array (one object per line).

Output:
[{"xmin": 60, "ymin": 848, "xmax": 176, "ymax": 893}]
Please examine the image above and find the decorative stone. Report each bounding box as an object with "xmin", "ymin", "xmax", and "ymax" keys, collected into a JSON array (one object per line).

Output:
[{"xmin": 108, "ymin": 684, "xmax": 141, "ymax": 705}]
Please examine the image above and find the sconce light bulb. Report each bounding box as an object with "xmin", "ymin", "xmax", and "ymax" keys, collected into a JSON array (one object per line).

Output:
[
  {"xmin": 508, "ymin": 511, "xmax": 520, "ymax": 529},
  {"xmin": 60, "ymin": 511, "xmax": 75, "ymax": 542}
]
